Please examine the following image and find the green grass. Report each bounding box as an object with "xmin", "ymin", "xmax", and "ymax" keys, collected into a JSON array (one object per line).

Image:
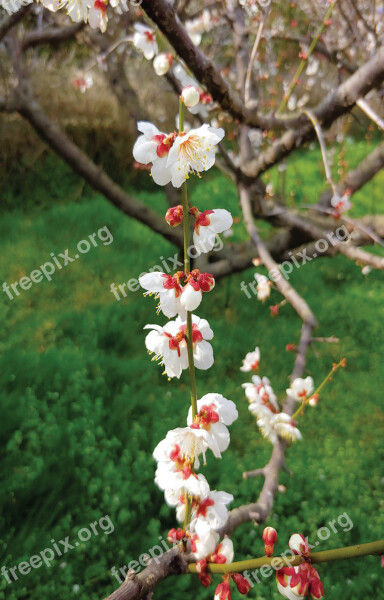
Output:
[{"xmin": 0, "ymin": 148, "xmax": 383, "ymax": 600}]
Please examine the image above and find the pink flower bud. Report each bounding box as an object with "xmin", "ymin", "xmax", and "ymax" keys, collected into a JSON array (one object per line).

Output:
[
  {"xmin": 199, "ymin": 572, "xmax": 212, "ymax": 587},
  {"xmin": 289, "ymin": 533, "xmax": 310, "ymax": 557},
  {"xmin": 181, "ymin": 85, "xmax": 200, "ymax": 108},
  {"xmin": 262, "ymin": 527, "xmax": 278, "ymax": 556},
  {"xmin": 232, "ymin": 573, "xmax": 251, "ymax": 595},
  {"xmin": 196, "ymin": 559, "xmax": 207, "ymax": 574},
  {"xmin": 167, "ymin": 527, "xmax": 185, "ymax": 543},
  {"xmin": 165, "ymin": 205, "xmax": 184, "ymax": 227},
  {"xmin": 310, "ymin": 577, "xmax": 324, "ymax": 599},
  {"xmin": 215, "ymin": 580, "xmax": 231, "ymax": 600}
]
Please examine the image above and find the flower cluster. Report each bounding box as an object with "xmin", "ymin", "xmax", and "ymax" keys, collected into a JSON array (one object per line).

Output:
[
  {"xmin": 135, "ymin": 92, "xmax": 247, "ymax": 600},
  {"xmin": 241, "ymin": 351, "xmax": 313, "ymax": 444}
]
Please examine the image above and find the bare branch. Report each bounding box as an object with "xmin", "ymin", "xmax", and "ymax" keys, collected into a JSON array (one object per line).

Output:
[
  {"xmin": 243, "ymin": 46, "xmax": 384, "ymax": 178},
  {"xmin": 22, "ymin": 22, "xmax": 84, "ymax": 50},
  {"xmin": 3, "ymin": 86, "xmax": 184, "ymax": 249},
  {"xmin": 0, "ymin": 4, "xmax": 30, "ymax": 42}
]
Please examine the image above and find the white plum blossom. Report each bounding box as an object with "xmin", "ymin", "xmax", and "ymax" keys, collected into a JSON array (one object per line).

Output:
[
  {"xmin": 257, "ymin": 410, "xmax": 278, "ymax": 445},
  {"xmin": 153, "ymin": 429, "xmax": 219, "ymax": 494},
  {"xmin": 191, "ymin": 208, "xmax": 233, "ymax": 256},
  {"xmin": 254, "ymin": 273, "xmax": 272, "ymax": 301},
  {"xmin": 133, "ymin": 23, "xmax": 158, "ymax": 60},
  {"xmin": 167, "ymin": 487, "xmax": 233, "ymax": 530},
  {"xmin": 144, "ymin": 315, "xmax": 214, "ymax": 378},
  {"xmin": 257, "ymin": 411, "xmax": 302, "ymax": 445},
  {"xmin": 271, "ymin": 413, "xmax": 302, "ymax": 443},
  {"xmin": 139, "ymin": 271, "xmax": 184, "ymax": 319},
  {"xmin": 331, "ymin": 191, "xmax": 352, "ymax": 216},
  {"xmin": 190, "ymin": 518, "xmax": 219, "ymax": 560},
  {"xmin": 133, "ymin": 122, "xmax": 223, "ymax": 188},
  {"xmin": 133, "ymin": 121, "xmax": 174, "ymax": 186},
  {"xmin": 213, "ymin": 537, "xmax": 234, "ymax": 564},
  {"xmin": 187, "ymin": 393, "xmax": 238, "ymax": 457},
  {"xmin": 166, "ymin": 124, "xmax": 224, "ymax": 188},
  {"xmin": 286, "ymin": 377, "xmax": 314, "ymax": 402},
  {"xmin": 139, "ymin": 270, "xmax": 214, "ymax": 319},
  {"xmin": 185, "ymin": 10, "xmax": 214, "ymax": 46},
  {"xmin": 153, "ymin": 53, "xmax": 173, "ymax": 76},
  {"xmin": 242, "ymin": 375, "xmax": 278, "ymax": 409},
  {"xmin": 240, "ymin": 346, "xmax": 260, "ymax": 372},
  {"xmin": 174, "ymin": 65, "xmax": 214, "ymax": 118}
]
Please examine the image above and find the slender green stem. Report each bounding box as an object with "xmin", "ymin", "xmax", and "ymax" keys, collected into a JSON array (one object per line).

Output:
[
  {"xmin": 188, "ymin": 539, "xmax": 384, "ymax": 573},
  {"xmin": 179, "ymin": 97, "xmax": 199, "ymax": 537},
  {"xmin": 291, "ymin": 358, "xmax": 345, "ymax": 421},
  {"xmin": 179, "ymin": 99, "xmax": 198, "ymax": 420},
  {"xmin": 277, "ymin": 0, "xmax": 338, "ymax": 115}
]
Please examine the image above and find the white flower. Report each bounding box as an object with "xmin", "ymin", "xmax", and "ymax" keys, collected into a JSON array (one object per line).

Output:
[
  {"xmin": 271, "ymin": 413, "xmax": 302, "ymax": 443},
  {"xmin": 193, "ymin": 490, "xmax": 233, "ymax": 530},
  {"xmin": 132, "ymin": 121, "xmax": 174, "ymax": 186},
  {"xmin": 169, "ymin": 488, "xmax": 233, "ymax": 530},
  {"xmin": 153, "ymin": 53, "xmax": 173, "ymax": 76},
  {"xmin": 254, "ymin": 273, "xmax": 271, "ymax": 301},
  {"xmin": 153, "ymin": 429, "xmax": 219, "ymax": 494},
  {"xmin": 185, "ymin": 9, "xmax": 213, "ymax": 47},
  {"xmin": 257, "ymin": 410, "xmax": 278, "ymax": 445},
  {"xmin": 190, "ymin": 519, "xmax": 219, "ymax": 560},
  {"xmin": 88, "ymin": 3, "xmax": 107, "ymax": 32},
  {"xmin": 191, "ymin": 208, "xmax": 233, "ymax": 256},
  {"xmin": 133, "ymin": 23, "xmax": 158, "ymax": 60},
  {"xmin": 144, "ymin": 315, "xmax": 214, "ymax": 379},
  {"xmin": 331, "ymin": 192, "xmax": 352, "ymax": 215},
  {"xmin": 180, "ymin": 270, "xmax": 215, "ymax": 314},
  {"xmin": 139, "ymin": 271, "xmax": 184, "ymax": 319},
  {"xmin": 213, "ymin": 537, "xmax": 234, "ymax": 563},
  {"xmin": 187, "ymin": 393, "xmax": 238, "ymax": 457},
  {"xmin": 181, "ymin": 85, "xmax": 201, "ymax": 108},
  {"xmin": 240, "ymin": 346, "xmax": 260, "ymax": 372},
  {"xmin": 174, "ymin": 64, "xmax": 213, "ymax": 118},
  {"xmin": 166, "ymin": 124, "xmax": 224, "ymax": 188},
  {"xmin": 286, "ymin": 377, "xmax": 314, "ymax": 402},
  {"xmin": 242, "ymin": 375, "xmax": 279, "ymax": 411}
]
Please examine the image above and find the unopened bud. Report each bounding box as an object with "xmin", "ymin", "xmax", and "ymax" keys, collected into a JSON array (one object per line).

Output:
[
  {"xmin": 288, "ymin": 533, "xmax": 310, "ymax": 557},
  {"xmin": 262, "ymin": 526, "xmax": 278, "ymax": 556},
  {"xmin": 165, "ymin": 205, "xmax": 184, "ymax": 227},
  {"xmin": 232, "ymin": 573, "xmax": 251, "ymax": 595},
  {"xmin": 153, "ymin": 53, "xmax": 173, "ymax": 76},
  {"xmin": 181, "ymin": 85, "xmax": 200, "ymax": 108}
]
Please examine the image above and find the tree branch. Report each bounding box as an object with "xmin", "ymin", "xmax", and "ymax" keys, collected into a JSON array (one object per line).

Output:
[
  {"xmin": 243, "ymin": 46, "xmax": 384, "ymax": 178},
  {"xmin": 2, "ymin": 86, "xmax": 184, "ymax": 250}
]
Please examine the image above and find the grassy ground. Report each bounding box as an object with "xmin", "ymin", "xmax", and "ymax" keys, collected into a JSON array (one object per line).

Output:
[{"xmin": 0, "ymin": 142, "xmax": 383, "ymax": 600}]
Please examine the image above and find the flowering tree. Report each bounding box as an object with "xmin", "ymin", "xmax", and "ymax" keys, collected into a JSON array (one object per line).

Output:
[{"xmin": 1, "ymin": 1, "xmax": 384, "ymax": 599}]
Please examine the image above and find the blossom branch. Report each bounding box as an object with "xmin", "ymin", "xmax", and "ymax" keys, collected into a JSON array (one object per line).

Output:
[{"xmin": 188, "ymin": 539, "xmax": 384, "ymax": 574}]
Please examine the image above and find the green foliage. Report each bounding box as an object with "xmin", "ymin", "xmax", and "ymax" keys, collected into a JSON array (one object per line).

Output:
[{"xmin": 0, "ymin": 149, "xmax": 383, "ymax": 600}]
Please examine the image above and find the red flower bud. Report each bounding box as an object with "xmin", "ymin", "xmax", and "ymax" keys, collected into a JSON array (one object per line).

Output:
[
  {"xmin": 286, "ymin": 344, "xmax": 297, "ymax": 352},
  {"xmin": 262, "ymin": 526, "xmax": 278, "ymax": 556},
  {"xmin": 167, "ymin": 528, "xmax": 185, "ymax": 543},
  {"xmin": 165, "ymin": 205, "xmax": 184, "ymax": 227},
  {"xmin": 199, "ymin": 572, "xmax": 212, "ymax": 587},
  {"xmin": 232, "ymin": 573, "xmax": 251, "ymax": 595}
]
